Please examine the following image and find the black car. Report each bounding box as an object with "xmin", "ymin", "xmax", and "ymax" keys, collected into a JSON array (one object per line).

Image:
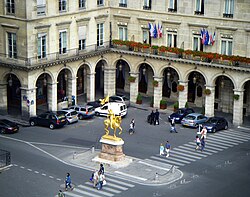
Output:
[
  {"xmin": 202, "ymin": 117, "xmax": 228, "ymax": 133},
  {"xmin": 168, "ymin": 108, "xmax": 195, "ymax": 123},
  {"xmin": 29, "ymin": 111, "xmax": 67, "ymax": 129},
  {"xmin": 87, "ymin": 100, "xmax": 102, "ymax": 109},
  {"xmin": 0, "ymin": 119, "xmax": 19, "ymax": 134}
]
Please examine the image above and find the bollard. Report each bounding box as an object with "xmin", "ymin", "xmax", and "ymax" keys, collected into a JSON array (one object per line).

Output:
[
  {"xmin": 171, "ymin": 165, "xmax": 175, "ymax": 173},
  {"xmin": 73, "ymin": 152, "xmax": 77, "ymax": 160},
  {"xmin": 154, "ymin": 173, "xmax": 159, "ymax": 182},
  {"xmin": 91, "ymin": 146, "xmax": 95, "ymax": 153}
]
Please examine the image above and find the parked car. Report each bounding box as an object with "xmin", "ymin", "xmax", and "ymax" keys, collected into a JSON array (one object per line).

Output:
[
  {"xmin": 95, "ymin": 102, "xmax": 127, "ymax": 117},
  {"xmin": 57, "ymin": 109, "xmax": 78, "ymax": 124},
  {"xmin": 69, "ymin": 105, "xmax": 95, "ymax": 120},
  {"xmin": 29, "ymin": 111, "xmax": 67, "ymax": 129},
  {"xmin": 168, "ymin": 108, "xmax": 195, "ymax": 123},
  {"xmin": 109, "ymin": 95, "xmax": 130, "ymax": 107},
  {"xmin": 181, "ymin": 113, "xmax": 208, "ymax": 128},
  {"xmin": 87, "ymin": 100, "xmax": 102, "ymax": 109},
  {"xmin": 202, "ymin": 117, "xmax": 228, "ymax": 133},
  {"xmin": 0, "ymin": 119, "xmax": 19, "ymax": 134}
]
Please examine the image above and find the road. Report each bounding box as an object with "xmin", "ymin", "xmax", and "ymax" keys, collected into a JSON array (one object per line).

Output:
[{"xmin": 0, "ymin": 107, "xmax": 250, "ymax": 197}]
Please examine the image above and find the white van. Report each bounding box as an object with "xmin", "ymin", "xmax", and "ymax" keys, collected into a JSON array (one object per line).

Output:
[{"xmin": 94, "ymin": 102, "xmax": 127, "ymax": 117}]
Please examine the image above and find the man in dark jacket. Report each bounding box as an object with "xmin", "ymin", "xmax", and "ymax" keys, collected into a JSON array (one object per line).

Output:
[
  {"xmin": 150, "ymin": 110, "xmax": 155, "ymax": 125},
  {"xmin": 154, "ymin": 109, "xmax": 159, "ymax": 125}
]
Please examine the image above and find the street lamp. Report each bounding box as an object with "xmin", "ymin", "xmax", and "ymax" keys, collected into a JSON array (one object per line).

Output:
[
  {"xmin": 221, "ymin": 76, "xmax": 224, "ymax": 88},
  {"xmin": 8, "ymin": 74, "xmax": 13, "ymax": 87}
]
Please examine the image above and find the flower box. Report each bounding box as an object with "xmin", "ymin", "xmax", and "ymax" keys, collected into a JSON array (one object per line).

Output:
[
  {"xmin": 204, "ymin": 88, "xmax": 211, "ymax": 95},
  {"xmin": 136, "ymin": 93, "xmax": 142, "ymax": 104},
  {"xmin": 177, "ymin": 85, "xmax": 184, "ymax": 92},
  {"xmin": 128, "ymin": 76, "xmax": 136, "ymax": 83},
  {"xmin": 153, "ymin": 80, "xmax": 159, "ymax": 87},
  {"xmin": 160, "ymin": 100, "xmax": 167, "ymax": 109}
]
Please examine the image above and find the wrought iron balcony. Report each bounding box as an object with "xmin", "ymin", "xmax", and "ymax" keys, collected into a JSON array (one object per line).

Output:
[
  {"xmin": 194, "ymin": 10, "xmax": 204, "ymax": 15},
  {"xmin": 143, "ymin": 5, "xmax": 151, "ymax": 10},
  {"xmin": 168, "ymin": 8, "xmax": 177, "ymax": 13},
  {"xmin": 119, "ymin": 3, "xmax": 127, "ymax": 7},
  {"xmin": 223, "ymin": 13, "xmax": 233, "ymax": 18}
]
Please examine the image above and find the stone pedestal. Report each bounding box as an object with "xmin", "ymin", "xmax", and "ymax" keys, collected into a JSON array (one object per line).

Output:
[{"xmin": 99, "ymin": 137, "xmax": 125, "ymax": 162}]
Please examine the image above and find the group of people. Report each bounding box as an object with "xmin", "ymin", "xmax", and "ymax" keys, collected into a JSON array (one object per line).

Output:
[
  {"xmin": 148, "ymin": 109, "xmax": 160, "ymax": 125},
  {"xmin": 160, "ymin": 141, "xmax": 171, "ymax": 157},
  {"xmin": 195, "ymin": 125, "xmax": 207, "ymax": 151},
  {"xmin": 90, "ymin": 164, "xmax": 106, "ymax": 190}
]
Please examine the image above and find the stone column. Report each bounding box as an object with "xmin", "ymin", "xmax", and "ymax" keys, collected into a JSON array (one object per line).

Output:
[
  {"xmin": 0, "ymin": 82, "xmax": 8, "ymax": 114},
  {"xmin": 153, "ymin": 77, "xmax": 163, "ymax": 108},
  {"xmin": 87, "ymin": 73, "xmax": 95, "ymax": 102},
  {"xmin": 20, "ymin": 87, "xmax": 37, "ymax": 118},
  {"xmin": 129, "ymin": 73, "xmax": 139, "ymax": 103},
  {"xmin": 178, "ymin": 81, "xmax": 188, "ymax": 108},
  {"xmin": 67, "ymin": 77, "xmax": 77, "ymax": 105},
  {"xmin": 205, "ymin": 85, "xmax": 215, "ymax": 117},
  {"xmin": 233, "ymin": 89, "xmax": 244, "ymax": 126},
  {"xmin": 104, "ymin": 68, "xmax": 116, "ymax": 96},
  {"xmin": 47, "ymin": 82, "xmax": 58, "ymax": 111}
]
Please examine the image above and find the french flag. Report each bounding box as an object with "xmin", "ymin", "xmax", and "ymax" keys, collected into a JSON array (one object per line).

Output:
[
  {"xmin": 153, "ymin": 24, "xmax": 158, "ymax": 38},
  {"xmin": 148, "ymin": 23, "xmax": 154, "ymax": 37},
  {"xmin": 157, "ymin": 23, "xmax": 163, "ymax": 38}
]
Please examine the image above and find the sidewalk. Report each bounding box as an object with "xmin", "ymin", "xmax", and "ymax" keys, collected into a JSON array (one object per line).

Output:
[{"xmin": 61, "ymin": 148, "xmax": 183, "ymax": 186}]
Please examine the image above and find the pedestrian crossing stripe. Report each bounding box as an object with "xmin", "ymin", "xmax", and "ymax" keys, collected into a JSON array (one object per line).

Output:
[
  {"xmin": 225, "ymin": 131, "xmax": 250, "ymax": 139},
  {"xmin": 215, "ymin": 133, "xmax": 248, "ymax": 141},
  {"xmin": 107, "ymin": 177, "xmax": 135, "ymax": 187},
  {"xmin": 206, "ymin": 139, "xmax": 233, "ymax": 147},
  {"xmin": 178, "ymin": 145, "xmax": 213, "ymax": 155},
  {"xmin": 78, "ymin": 185, "xmax": 114, "ymax": 197},
  {"xmin": 227, "ymin": 130, "xmax": 250, "ymax": 138},
  {"xmin": 209, "ymin": 137, "xmax": 239, "ymax": 145},
  {"xmin": 150, "ymin": 156, "xmax": 184, "ymax": 166},
  {"xmin": 212, "ymin": 134, "xmax": 244, "ymax": 143},
  {"xmin": 183, "ymin": 143, "xmax": 218, "ymax": 154},
  {"xmin": 173, "ymin": 148, "xmax": 206, "ymax": 158},
  {"xmin": 169, "ymin": 152, "xmax": 196, "ymax": 161},
  {"xmin": 84, "ymin": 182, "xmax": 121, "ymax": 193}
]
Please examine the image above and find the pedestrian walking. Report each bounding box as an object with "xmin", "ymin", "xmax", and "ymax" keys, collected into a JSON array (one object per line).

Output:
[
  {"xmin": 96, "ymin": 171, "xmax": 105, "ymax": 190},
  {"xmin": 150, "ymin": 110, "xmax": 155, "ymax": 125},
  {"xmin": 129, "ymin": 119, "xmax": 135, "ymax": 134},
  {"xmin": 165, "ymin": 141, "xmax": 171, "ymax": 157},
  {"xmin": 58, "ymin": 190, "xmax": 65, "ymax": 197},
  {"xmin": 195, "ymin": 135, "xmax": 201, "ymax": 150},
  {"xmin": 200, "ymin": 126, "xmax": 207, "ymax": 140},
  {"xmin": 92, "ymin": 170, "xmax": 99, "ymax": 188},
  {"xmin": 159, "ymin": 143, "xmax": 164, "ymax": 156},
  {"xmin": 154, "ymin": 109, "xmax": 159, "ymax": 125},
  {"xmin": 65, "ymin": 173, "xmax": 73, "ymax": 191},
  {"xmin": 200, "ymin": 136, "xmax": 205, "ymax": 152},
  {"xmin": 170, "ymin": 118, "xmax": 178, "ymax": 133},
  {"xmin": 99, "ymin": 163, "xmax": 104, "ymax": 175}
]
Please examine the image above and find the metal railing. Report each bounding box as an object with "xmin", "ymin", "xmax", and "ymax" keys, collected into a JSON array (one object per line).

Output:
[
  {"xmin": 0, "ymin": 149, "xmax": 11, "ymax": 168},
  {"xmin": 0, "ymin": 41, "xmax": 110, "ymax": 68}
]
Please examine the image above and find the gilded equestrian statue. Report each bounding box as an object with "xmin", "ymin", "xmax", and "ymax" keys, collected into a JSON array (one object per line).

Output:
[{"xmin": 104, "ymin": 109, "xmax": 122, "ymax": 138}]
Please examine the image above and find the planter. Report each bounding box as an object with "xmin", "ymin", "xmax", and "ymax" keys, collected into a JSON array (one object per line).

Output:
[
  {"xmin": 204, "ymin": 88, "xmax": 211, "ymax": 96},
  {"xmin": 177, "ymin": 85, "xmax": 184, "ymax": 92},
  {"xmin": 153, "ymin": 80, "xmax": 159, "ymax": 87},
  {"xmin": 166, "ymin": 52, "xmax": 179, "ymax": 58},
  {"xmin": 136, "ymin": 100, "xmax": 142, "ymax": 104},
  {"xmin": 128, "ymin": 76, "xmax": 136, "ymax": 83},
  {"xmin": 160, "ymin": 104, "xmax": 167, "ymax": 109}
]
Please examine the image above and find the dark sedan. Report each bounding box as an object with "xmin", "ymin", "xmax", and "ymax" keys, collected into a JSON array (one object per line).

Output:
[
  {"xmin": 0, "ymin": 119, "xmax": 19, "ymax": 134},
  {"xmin": 168, "ymin": 108, "xmax": 195, "ymax": 123},
  {"xmin": 29, "ymin": 111, "xmax": 67, "ymax": 130},
  {"xmin": 202, "ymin": 117, "xmax": 228, "ymax": 133}
]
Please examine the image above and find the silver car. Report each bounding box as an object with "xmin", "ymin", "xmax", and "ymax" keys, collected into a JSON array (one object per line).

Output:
[
  {"xmin": 57, "ymin": 109, "xmax": 78, "ymax": 124},
  {"xmin": 181, "ymin": 113, "xmax": 208, "ymax": 128}
]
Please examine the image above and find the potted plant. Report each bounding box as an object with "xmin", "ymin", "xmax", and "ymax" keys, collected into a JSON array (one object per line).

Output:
[
  {"xmin": 185, "ymin": 102, "xmax": 189, "ymax": 108},
  {"xmin": 233, "ymin": 94, "xmax": 240, "ymax": 101},
  {"xmin": 151, "ymin": 45, "xmax": 159, "ymax": 55},
  {"xmin": 136, "ymin": 93, "xmax": 142, "ymax": 104},
  {"xmin": 173, "ymin": 101, "xmax": 179, "ymax": 112},
  {"xmin": 141, "ymin": 43, "xmax": 150, "ymax": 53},
  {"xmin": 160, "ymin": 99, "xmax": 167, "ymax": 109},
  {"xmin": 177, "ymin": 84, "xmax": 184, "ymax": 92},
  {"xmin": 204, "ymin": 88, "xmax": 211, "ymax": 95},
  {"xmin": 128, "ymin": 76, "xmax": 136, "ymax": 83},
  {"xmin": 153, "ymin": 80, "xmax": 159, "ymax": 87}
]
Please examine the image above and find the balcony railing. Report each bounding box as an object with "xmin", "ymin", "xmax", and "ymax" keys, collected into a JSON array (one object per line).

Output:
[
  {"xmin": 0, "ymin": 149, "xmax": 11, "ymax": 169},
  {"xmin": 119, "ymin": 3, "xmax": 127, "ymax": 7},
  {"xmin": 143, "ymin": 5, "xmax": 151, "ymax": 10},
  {"xmin": 223, "ymin": 13, "xmax": 233, "ymax": 18},
  {"xmin": 0, "ymin": 41, "xmax": 110, "ymax": 68},
  {"xmin": 168, "ymin": 8, "xmax": 177, "ymax": 12},
  {"xmin": 194, "ymin": 10, "xmax": 204, "ymax": 15}
]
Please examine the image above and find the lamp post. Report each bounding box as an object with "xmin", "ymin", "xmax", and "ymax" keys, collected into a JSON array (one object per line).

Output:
[{"xmin": 8, "ymin": 74, "xmax": 13, "ymax": 87}]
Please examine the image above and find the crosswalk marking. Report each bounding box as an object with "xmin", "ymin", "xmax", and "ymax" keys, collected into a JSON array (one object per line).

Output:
[
  {"xmin": 173, "ymin": 148, "xmax": 206, "ymax": 158},
  {"xmin": 183, "ymin": 144, "xmax": 218, "ymax": 154},
  {"xmin": 101, "ymin": 181, "xmax": 129, "ymax": 190},
  {"xmin": 210, "ymin": 137, "xmax": 239, "ymax": 145},
  {"xmin": 150, "ymin": 156, "xmax": 185, "ymax": 166},
  {"xmin": 178, "ymin": 145, "xmax": 213, "ymax": 155},
  {"xmin": 171, "ymin": 150, "xmax": 202, "ymax": 159},
  {"xmin": 155, "ymin": 155, "xmax": 191, "ymax": 164},
  {"xmin": 64, "ymin": 189, "xmax": 93, "ymax": 197},
  {"xmin": 208, "ymin": 138, "xmax": 236, "ymax": 146},
  {"xmin": 168, "ymin": 153, "xmax": 196, "ymax": 161},
  {"xmin": 138, "ymin": 160, "xmax": 171, "ymax": 170},
  {"xmin": 78, "ymin": 185, "xmax": 114, "ymax": 197},
  {"xmin": 226, "ymin": 131, "xmax": 250, "ymax": 139},
  {"xmin": 212, "ymin": 135, "xmax": 244, "ymax": 143},
  {"xmin": 215, "ymin": 133, "xmax": 248, "ymax": 141},
  {"xmin": 206, "ymin": 139, "xmax": 233, "ymax": 147},
  {"xmin": 107, "ymin": 177, "xmax": 135, "ymax": 188},
  {"xmin": 84, "ymin": 182, "xmax": 121, "ymax": 193}
]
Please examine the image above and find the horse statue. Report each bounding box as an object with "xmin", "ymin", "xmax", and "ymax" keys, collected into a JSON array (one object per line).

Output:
[{"xmin": 104, "ymin": 116, "xmax": 122, "ymax": 138}]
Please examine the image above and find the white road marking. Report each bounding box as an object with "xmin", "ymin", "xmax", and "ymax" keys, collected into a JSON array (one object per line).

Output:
[
  {"xmin": 13, "ymin": 164, "xmax": 18, "ymax": 167},
  {"xmin": 173, "ymin": 148, "xmax": 207, "ymax": 157},
  {"xmin": 237, "ymin": 126, "xmax": 250, "ymax": 131},
  {"xmin": 211, "ymin": 136, "xmax": 239, "ymax": 145},
  {"xmin": 115, "ymin": 171, "xmax": 147, "ymax": 181},
  {"xmin": 34, "ymin": 171, "xmax": 39, "ymax": 174},
  {"xmin": 206, "ymin": 140, "xmax": 233, "ymax": 147},
  {"xmin": 56, "ymin": 178, "xmax": 61, "ymax": 181},
  {"xmin": 27, "ymin": 168, "xmax": 32, "ymax": 171},
  {"xmin": 78, "ymin": 184, "xmax": 114, "ymax": 197},
  {"xmin": 20, "ymin": 166, "xmax": 25, "ymax": 169},
  {"xmin": 188, "ymin": 141, "xmax": 223, "ymax": 151},
  {"xmin": 171, "ymin": 150, "xmax": 202, "ymax": 159},
  {"xmin": 64, "ymin": 189, "xmax": 93, "ymax": 197},
  {"xmin": 106, "ymin": 178, "xmax": 135, "ymax": 187},
  {"xmin": 215, "ymin": 133, "xmax": 248, "ymax": 141},
  {"xmin": 212, "ymin": 135, "xmax": 244, "ymax": 143},
  {"xmin": 138, "ymin": 160, "xmax": 171, "ymax": 170},
  {"xmin": 183, "ymin": 143, "xmax": 218, "ymax": 153},
  {"xmin": 42, "ymin": 173, "xmax": 46, "ymax": 176},
  {"xmin": 151, "ymin": 156, "xmax": 185, "ymax": 166},
  {"xmin": 170, "ymin": 153, "xmax": 196, "ymax": 161},
  {"xmin": 178, "ymin": 145, "xmax": 212, "ymax": 155},
  {"xmin": 49, "ymin": 176, "xmax": 54, "ymax": 179},
  {"xmin": 227, "ymin": 131, "xmax": 250, "ymax": 139}
]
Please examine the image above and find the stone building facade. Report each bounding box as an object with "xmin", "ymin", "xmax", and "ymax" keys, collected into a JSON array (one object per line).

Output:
[{"xmin": 0, "ymin": 0, "xmax": 249, "ymax": 125}]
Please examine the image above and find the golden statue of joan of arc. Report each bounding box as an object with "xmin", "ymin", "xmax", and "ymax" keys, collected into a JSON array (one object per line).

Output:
[
  {"xmin": 103, "ymin": 109, "xmax": 122, "ymax": 140},
  {"xmin": 99, "ymin": 95, "xmax": 109, "ymax": 105}
]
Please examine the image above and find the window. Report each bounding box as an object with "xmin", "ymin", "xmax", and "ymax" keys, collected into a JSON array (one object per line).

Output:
[
  {"xmin": 97, "ymin": 0, "xmax": 104, "ymax": 6},
  {"xmin": 78, "ymin": 26, "xmax": 86, "ymax": 50},
  {"xmin": 59, "ymin": 0, "xmax": 67, "ymax": 12},
  {"xmin": 59, "ymin": 31, "xmax": 67, "ymax": 54},
  {"xmin": 143, "ymin": 30, "xmax": 149, "ymax": 44},
  {"xmin": 119, "ymin": 0, "xmax": 127, "ymax": 7},
  {"xmin": 97, "ymin": 23, "xmax": 104, "ymax": 46},
  {"xmin": 37, "ymin": 33, "xmax": 46, "ymax": 59},
  {"xmin": 6, "ymin": 0, "xmax": 15, "ymax": 14},
  {"xmin": 119, "ymin": 26, "xmax": 128, "ymax": 41},
  {"xmin": 194, "ymin": 0, "xmax": 204, "ymax": 15},
  {"xmin": 79, "ymin": 0, "xmax": 86, "ymax": 9},
  {"xmin": 193, "ymin": 35, "xmax": 203, "ymax": 51},
  {"xmin": 143, "ymin": 0, "xmax": 151, "ymax": 10},
  {"xmin": 168, "ymin": 0, "xmax": 177, "ymax": 12},
  {"xmin": 221, "ymin": 38, "xmax": 233, "ymax": 56},
  {"xmin": 167, "ymin": 31, "xmax": 177, "ymax": 47},
  {"xmin": 223, "ymin": 0, "xmax": 234, "ymax": 18},
  {"xmin": 37, "ymin": 0, "xmax": 46, "ymax": 15},
  {"xmin": 7, "ymin": 32, "xmax": 17, "ymax": 59}
]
